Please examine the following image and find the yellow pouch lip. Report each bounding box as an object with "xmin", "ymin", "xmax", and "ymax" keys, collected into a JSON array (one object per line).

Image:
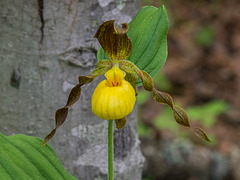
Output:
[{"xmin": 91, "ymin": 79, "xmax": 136, "ymax": 120}]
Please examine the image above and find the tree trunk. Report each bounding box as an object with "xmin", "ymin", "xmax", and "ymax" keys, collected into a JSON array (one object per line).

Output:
[{"xmin": 0, "ymin": 0, "xmax": 144, "ymax": 179}]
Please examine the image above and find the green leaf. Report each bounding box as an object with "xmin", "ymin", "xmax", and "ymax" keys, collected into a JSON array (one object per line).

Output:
[
  {"xmin": 0, "ymin": 133, "xmax": 76, "ymax": 180},
  {"xmin": 97, "ymin": 6, "xmax": 168, "ymax": 85},
  {"xmin": 128, "ymin": 6, "xmax": 168, "ymax": 80}
]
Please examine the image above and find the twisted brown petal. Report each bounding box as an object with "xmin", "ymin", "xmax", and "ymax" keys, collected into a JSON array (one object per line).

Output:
[
  {"xmin": 55, "ymin": 108, "xmax": 69, "ymax": 128},
  {"xmin": 141, "ymin": 70, "xmax": 153, "ymax": 92},
  {"xmin": 173, "ymin": 105, "xmax": 190, "ymax": 127},
  {"xmin": 119, "ymin": 60, "xmax": 143, "ymax": 79},
  {"xmin": 65, "ymin": 84, "xmax": 82, "ymax": 107},
  {"xmin": 42, "ymin": 60, "xmax": 113, "ymax": 146},
  {"xmin": 41, "ymin": 129, "xmax": 56, "ymax": 146},
  {"xmin": 192, "ymin": 127, "xmax": 212, "ymax": 142},
  {"xmin": 152, "ymin": 88, "xmax": 173, "ymax": 108},
  {"xmin": 118, "ymin": 60, "xmax": 211, "ymax": 142}
]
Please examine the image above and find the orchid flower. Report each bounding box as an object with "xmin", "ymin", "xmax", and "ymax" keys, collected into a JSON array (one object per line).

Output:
[{"xmin": 42, "ymin": 20, "xmax": 211, "ymax": 146}]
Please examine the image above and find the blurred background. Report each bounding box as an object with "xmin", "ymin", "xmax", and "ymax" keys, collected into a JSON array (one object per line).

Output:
[
  {"xmin": 139, "ymin": 0, "xmax": 240, "ymax": 180},
  {"xmin": 1, "ymin": 0, "xmax": 239, "ymax": 179}
]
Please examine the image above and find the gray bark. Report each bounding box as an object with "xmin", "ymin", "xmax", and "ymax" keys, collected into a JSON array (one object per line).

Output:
[{"xmin": 0, "ymin": 0, "xmax": 144, "ymax": 179}]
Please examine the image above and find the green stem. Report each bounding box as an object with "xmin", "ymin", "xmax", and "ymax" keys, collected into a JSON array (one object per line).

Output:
[{"xmin": 108, "ymin": 120, "xmax": 114, "ymax": 180}]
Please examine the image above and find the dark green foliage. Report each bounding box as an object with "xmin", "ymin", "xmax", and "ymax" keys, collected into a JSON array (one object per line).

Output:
[{"xmin": 0, "ymin": 133, "xmax": 76, "ymax": 180}]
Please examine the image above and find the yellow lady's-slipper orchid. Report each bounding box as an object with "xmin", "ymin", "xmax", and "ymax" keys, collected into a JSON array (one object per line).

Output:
[
  {"xmin": 42, "ymin": 20, "xmax": 211, "ymax": 146},
  {"xmin": 92, "ymin": 66, "xmax": 136, "ymax": 120}
]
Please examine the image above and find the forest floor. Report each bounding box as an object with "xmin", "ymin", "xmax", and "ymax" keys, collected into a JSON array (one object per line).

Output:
[{"xmin": 139, "ymin": 0, "xmax": 240, "ymax": 180}]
